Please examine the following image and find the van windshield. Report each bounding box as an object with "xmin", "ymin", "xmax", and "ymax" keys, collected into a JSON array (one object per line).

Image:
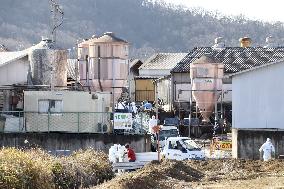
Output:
[
  {"xmin": 181, "ymin": 139, "xmax": 201, "ymax": 150},
  {"xmin": 159, "ymin": 129, "xmax": 178, "ymax": 141}
]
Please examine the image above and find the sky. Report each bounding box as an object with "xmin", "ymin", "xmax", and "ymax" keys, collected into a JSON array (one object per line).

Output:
[{"xmin": 164, "ymin": 0, "xmax": 284, "ymax": 22}]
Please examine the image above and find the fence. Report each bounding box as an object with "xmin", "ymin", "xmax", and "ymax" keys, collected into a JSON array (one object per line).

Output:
[
  {"xmin": 0, "ymin": 111, "xmax": 112, "ymax": 133},
  {"xmin": 0, "ymin": 111, "xmax": 150, "ymax": 134}
]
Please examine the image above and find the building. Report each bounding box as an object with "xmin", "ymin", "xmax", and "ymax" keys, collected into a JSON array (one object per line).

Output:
[
  {"xmin": 129, "ymin": 59, "xmax": 143, "ymax": 101},
  {"xmin": 0, "ymin": 39, "xmax": 77, "ymax": 111},
  {"xmin": 171, "ymin": 46, "xmax": 284, "ymax": 115},
  {"xmin": 229, "ymin": 59, "xmax": 284, "ymax": 159},
  {"xmin": 24, "ymin": 90, "xmax": 111, "ymax": 133},
  {"xmin": 136, "ymin": 53, "xmax": 187, "ymax": 103}
]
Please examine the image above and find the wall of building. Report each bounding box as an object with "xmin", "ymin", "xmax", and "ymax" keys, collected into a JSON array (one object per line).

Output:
[
  {"xmin": 135, "ymin": 79, "xmax": 155, "ymax": 102},
  {"xmin": 139, "ymin": 69, "xmax": 170, "ymax": 77},
  {"xmin": 0, "ymin": 133, "xmax": 151, "ymax": 153},
  {"xmin": 232, "ymin": 128, "xmax": 284, "ymax": 159},
  {"xmin": 0, "ymin": 57, "xmax": 29, "ymax": 85},
  {"xmin": 232, "ymin": 61, "xmax": 284, "ymax": 129},
  {"xmin": 24, "ymin": 91, "xmax": 111, "ymax": 132}
]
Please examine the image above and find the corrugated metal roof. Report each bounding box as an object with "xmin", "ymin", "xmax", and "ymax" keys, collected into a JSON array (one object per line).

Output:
[
  {"xmin": 139, "ymin": 53, "xmax": 187, "ymax": 70},
  {"xmin": 227, "ymin": 59, "xmax": 284, "ymax": 78},
  {"xmin": 0, "ymin": 50, "xmax": 28, "ymax": 67},
  {"xmin": 171, "ymin": 47, "xmax": 284, "ymax": 74}
]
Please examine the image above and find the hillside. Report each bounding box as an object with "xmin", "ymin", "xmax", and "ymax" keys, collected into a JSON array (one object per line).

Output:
[{"xmin": 1, "ymin": 0, "xmax": 284, "ymax": 58}]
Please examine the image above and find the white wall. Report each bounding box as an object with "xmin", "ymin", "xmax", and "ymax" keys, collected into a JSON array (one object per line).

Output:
[
  {"xmin": 24, "ymin": 91, "xmax": 112, "ymax": 132},
  {"xmin": 139, "ymin": 69, "xmax": 170, "ymax": 77},
  {"xmin": 232, "ymin": 61, "xmax": 284, "ymax": 129},
  {"xmin": 0, "ymin": 57, "xmax": 29, "ymax": 85}
]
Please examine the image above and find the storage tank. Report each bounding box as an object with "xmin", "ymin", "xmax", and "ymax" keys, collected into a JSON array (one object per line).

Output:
[
  {"xmin": 29, "ymin": 39, "xmax": 67, "ymax": 87},
  {"xmin": 190, "ymin": 55, "xmax": 224, "ymax": 123},
  {"xmin": 78, "ymin": 32, "xmax": 129, "ymax": 105}
]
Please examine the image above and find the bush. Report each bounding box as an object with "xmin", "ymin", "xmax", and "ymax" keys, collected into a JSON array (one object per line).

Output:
[{"xmin": 0, "ymin": 148, "xmax": 114, "ymax": 189}]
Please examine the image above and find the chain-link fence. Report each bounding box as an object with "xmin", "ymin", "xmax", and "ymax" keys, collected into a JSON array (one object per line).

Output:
[
  {"xmin": 0, "ymin": 111, "xmax": 112, "ymax": 133},
  {"xmin": 0, "ymin": 111, "xmax": 152, "ymax": 134}
]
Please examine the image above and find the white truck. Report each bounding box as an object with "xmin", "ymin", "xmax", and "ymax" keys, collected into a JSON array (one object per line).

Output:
[
  {"xmin": 110, "ymin": 137, "xmax": 205, "ymax": 171},
  {"xmin": 160, "ymin": 137, "xmax": 205, "ymax": 160},
  {"xmin": 156, "ymin": 126, "xmax": 179, "ymax": 148}
]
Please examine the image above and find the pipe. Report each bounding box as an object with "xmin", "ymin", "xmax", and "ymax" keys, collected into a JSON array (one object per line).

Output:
[
  {"xmin": 85, "ymin": 55, "xmax": 91, "ymax": 93},
  {"xmin": 97, "ymin": 45, "xmax": 103, "ymax": 91}
]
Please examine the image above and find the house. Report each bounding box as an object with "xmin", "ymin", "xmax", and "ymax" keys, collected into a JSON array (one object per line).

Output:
[
  {"xmin": 228, "ymin": 59, "xmax": 284, "ymax": 159},
  {"xmin": 136, "ymin": 53, "xmax": 187, "ymax": 104},
  {"xmin": 171, "ymin": 42, "xmax": 284, "ymax": 115}
]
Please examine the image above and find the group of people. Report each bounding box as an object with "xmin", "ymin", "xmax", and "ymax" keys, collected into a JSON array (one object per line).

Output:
[{"xmin": 119, "ymin": 138, "xmax": 274, "ymax": 162}]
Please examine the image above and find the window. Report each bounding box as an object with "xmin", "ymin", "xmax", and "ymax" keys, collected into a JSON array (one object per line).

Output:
[{"xmin": 38, "ymin": 100, "xmax": 63, "ymax": 114}]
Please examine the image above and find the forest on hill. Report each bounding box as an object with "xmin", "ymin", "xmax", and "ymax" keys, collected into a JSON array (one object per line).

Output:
[{"xmin": 1, "ymin": 0, "xmax": 284, "ymax": 58}]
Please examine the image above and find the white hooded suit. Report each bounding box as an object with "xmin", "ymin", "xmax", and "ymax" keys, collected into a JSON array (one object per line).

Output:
[{"xmin": 259, "ymin": 138, "xmax": 275, "ymax": 161}]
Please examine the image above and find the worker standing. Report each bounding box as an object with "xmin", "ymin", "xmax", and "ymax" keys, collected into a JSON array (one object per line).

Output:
[
  {"xmin": 125, "ymin": 144, "xmax": 136, "ymax": 162},
  {"xmin": 259, "ymin": 138, "xmax": 275, "ymax": 161}
]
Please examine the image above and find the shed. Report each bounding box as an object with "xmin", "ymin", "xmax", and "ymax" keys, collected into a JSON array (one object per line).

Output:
[
  {"xmin": 136, "ymin": 53, "xmax": 187, "ymax": 104},
  {"xmin": 229, "ymin": 59, "xmax": 284, "ymax": 159}
]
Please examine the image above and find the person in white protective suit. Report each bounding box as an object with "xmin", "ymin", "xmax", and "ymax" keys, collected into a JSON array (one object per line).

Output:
[{"xmin": 259, "ymin": 138, "xmax": 275, "ymax": 161}]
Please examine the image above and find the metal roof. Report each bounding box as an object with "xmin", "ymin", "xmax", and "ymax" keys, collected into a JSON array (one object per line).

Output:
[
  {"xmin": 130, "ymin": 59, "xmax": 143, "ymax": 70},
  {"xmin": 171, "ymin": 47, "xmax": 284, "ymax": 74},
  {"xmin": 85, "ymin": 32, "xmax": 128, "ymax": 44},
  {"xmin": 139, "ymin": 53, "xmax": 187, "ymax": 70},
  {"xmin": 227, "ymin": 58, "xmax": 284, "ymax": 78},
  {"xmin": 0, "ymin": 50, "xmax": 28, "ymax": 67}
]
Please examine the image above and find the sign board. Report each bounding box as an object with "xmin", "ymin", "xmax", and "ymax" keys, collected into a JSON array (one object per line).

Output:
[
  {"xmin": 114, "ymin": 113, "xmax": 133, "ymax": 130},
  {"xmin": 213, "ymin": 141, "xmax": 232, "ymax": 151},
  {"xmin": 148, "ymin": 118, "xmax": 158, "ymax": 134}
]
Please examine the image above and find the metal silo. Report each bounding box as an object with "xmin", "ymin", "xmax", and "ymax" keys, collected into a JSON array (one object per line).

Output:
[
  {"xmin": 29, "ymin": 39, "xmax": 67, "ymax": 87},
  {"xmin": 190, "ymin": 55, "xmax": 224, "ymax": 123}
]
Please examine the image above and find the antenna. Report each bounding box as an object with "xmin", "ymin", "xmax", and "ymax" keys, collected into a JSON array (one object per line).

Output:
[{"xmin": 50, "ymin": 0, "xmax": 64, "ymax": 46}]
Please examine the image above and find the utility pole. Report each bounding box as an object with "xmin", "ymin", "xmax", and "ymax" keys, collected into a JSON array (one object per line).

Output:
[{"xmin": 50, "ymin": 0, "xmax": 64, "ymax": 46}]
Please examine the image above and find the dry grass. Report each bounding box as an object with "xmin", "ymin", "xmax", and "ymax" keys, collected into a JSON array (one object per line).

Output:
[{"xmin": 0, "ymin": 148, "xmax": 114, "ymax": 189}]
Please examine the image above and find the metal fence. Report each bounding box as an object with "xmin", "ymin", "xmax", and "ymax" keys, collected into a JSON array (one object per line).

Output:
[
  {"xmin": 0, "ymin": 111, "xmax": 150, "ymax": 134},
  {"xmin": 0, "ymin": 111, "xmax": 112, "ymax": 133}
]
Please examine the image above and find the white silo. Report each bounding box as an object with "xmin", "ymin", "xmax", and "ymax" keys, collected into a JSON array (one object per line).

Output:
[{"xmin": 190, "ymin": 55, "xmax": 224, "ymax": 123}]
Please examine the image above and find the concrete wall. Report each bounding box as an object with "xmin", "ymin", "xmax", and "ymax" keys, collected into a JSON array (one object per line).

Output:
[
  {"xmin": 232, "ymin": 61, "xmax": 284, "ymax": 129},
  {"xmin": 232, "ymin": 128, "xmax": 284, "ymax": 159},
  {"xmin": 0, "ymin": 57, "xmax": 29, "ymax": 85},
  {"xmin": 0, "ymin": 133, "xmax": 151, "ymax": 153}
]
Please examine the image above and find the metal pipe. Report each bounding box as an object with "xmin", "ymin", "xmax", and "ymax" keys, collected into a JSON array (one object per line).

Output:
[{"xmin": 189, "ymin": 80, "xmax": 192, "ymax": 138}]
